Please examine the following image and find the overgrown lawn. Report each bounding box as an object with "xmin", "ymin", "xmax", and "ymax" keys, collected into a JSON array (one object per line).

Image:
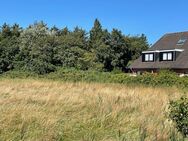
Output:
[{"xmin": 0, "ymin": 79, "xmax": 185, "ymax": 140}]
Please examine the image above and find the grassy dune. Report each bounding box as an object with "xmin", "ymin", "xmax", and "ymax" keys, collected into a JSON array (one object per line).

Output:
[{"xmin": 0, "ymin": 79, "xmax": 185, "ymax": 141}]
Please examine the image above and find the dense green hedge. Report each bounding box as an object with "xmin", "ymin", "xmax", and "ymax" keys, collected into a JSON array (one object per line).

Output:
[{"xmin": 1, "ymin": 69, "xmax": 188, "ymax": 89}]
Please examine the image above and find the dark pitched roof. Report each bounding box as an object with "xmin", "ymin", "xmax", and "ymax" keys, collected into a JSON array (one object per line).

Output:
[{"xmin": 130, "ymin": 31, "xmax": 188, "ymax": 69}]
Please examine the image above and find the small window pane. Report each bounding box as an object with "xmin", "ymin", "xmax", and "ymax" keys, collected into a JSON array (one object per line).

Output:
[
  {"xmin": 163, "ymin": 53, "xmax": 167, "ymax": 60},
  {"xmin": 168, "ymin": 53, "xmax": 172, "ymax": 60},
  {"xmin": 149, "ymin": 54, "xmax": 153, "ymax": 61},
  {"xmin": 145, "ymin": 54, "xmax": 149, "ymax": 61}
]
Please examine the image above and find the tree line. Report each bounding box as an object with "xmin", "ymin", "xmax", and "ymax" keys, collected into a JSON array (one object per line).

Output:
[{"xmin": 0, "ymin": 19, "xmax": 149, "ymax": 74}]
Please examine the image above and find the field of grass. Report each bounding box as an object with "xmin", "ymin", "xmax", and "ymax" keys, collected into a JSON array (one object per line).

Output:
[{"xmin": 0, "ymin": 78, "xmax": 186, "ymax": 141}]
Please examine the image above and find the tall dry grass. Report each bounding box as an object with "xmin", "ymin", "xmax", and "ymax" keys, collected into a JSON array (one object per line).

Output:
[{"xmin": 0, "ymin": 79, "xmax": 186, "ymax": 141}]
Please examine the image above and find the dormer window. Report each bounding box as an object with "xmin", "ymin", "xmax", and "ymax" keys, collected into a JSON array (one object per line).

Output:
[
  {"xmin": 160, "ymin": 52, "xmax": 173, "ymax": 61},
  {"xmin": 143, "ymin": 53, "xmax": 154, "ymax": 62},
  {"xmin": 142, "ymin": 49, "xmax": 184, "ymax": 62}
]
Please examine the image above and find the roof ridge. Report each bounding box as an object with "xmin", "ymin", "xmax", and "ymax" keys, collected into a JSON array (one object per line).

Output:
[{"xmin": 165, "ymin": 31, "xmax": 188, "ymax": 35}]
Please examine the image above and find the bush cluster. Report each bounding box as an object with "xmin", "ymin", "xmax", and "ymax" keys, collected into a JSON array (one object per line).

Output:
[
  {"xmin": 2, "ymin": 69, "xmax": 188, "ymax": 89},
  {"xmin": 169, "ymin": 97, "xmax": 188, "ymax": 138}
]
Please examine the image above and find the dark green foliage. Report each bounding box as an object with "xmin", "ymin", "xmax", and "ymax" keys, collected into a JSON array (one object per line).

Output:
[
  {"xmin": 89, "ymin": 19, "xmax": 135, "ymax": 71},
  {"xmin": 1, "ymin": 23, "xmax": 12, "ymax": 38},
  {"xmin": 12, "ymin": 24, "xmax": 22, "ymax": 37},
  {"xmin": 15, "ymin": 22, "xmax": 56, "ymax": 74},
  {"xmin": 2, "ymin": 69, "xmax": 188, "ymax": 90},
  {"xmin": 110, "ymin": 29, "xmax": 129, "ymax": 70},
  {"xmin": 50, "ymin": 26, "xmax": 61, "ymax": 36},
  {"xmin": 0, "ymin": 19, "xmax": 149, "ymax": 74},
  {"xmin": 0, "ymin": 70, "xmax": 38, "ymax": 79},
  {"xmin": 0, "ymin": 69, "xmax": 185, "ymax": 88},
  {"xmin": 0, "ymin": 38, "xmax": 19, "ymax": 73},
  {"xmin": 53, "ymin": 27, "xmax": 98, "ymax": 70},
  {"xmin": 132, "ymin": 70, "xmax": 179, "ymax": 87},
  {"xmin": 46, "ymin": 68, "xmax": 114, "ymax": 82},
  {"xmin": 126, "ymin": 34, "xmax": 149, "ymax": 61},
  {"xmin": 169, "ymin": 97, "xmax": 188, "ymax": 137},
  {"xmin": 0, "ymin": 23, "xmax": 21, "ymax": 73},
  {"xmin": 95, "ymin": 30, "xmax": 112, "ymax": 70},
  {"xmin": 89, "ymin": 19, "xmax": 104, "ymax": 51}
]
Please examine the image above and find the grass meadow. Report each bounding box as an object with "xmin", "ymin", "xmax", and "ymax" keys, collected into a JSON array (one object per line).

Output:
[{"xmin": 0, "ymin": 78, "xmax": 186, "ymax": 141}]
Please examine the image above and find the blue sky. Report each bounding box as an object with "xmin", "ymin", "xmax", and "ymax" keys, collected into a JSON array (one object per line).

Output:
[{"xmin": 0, "ymin": 0, "xmax": 188, "ymax": 44}]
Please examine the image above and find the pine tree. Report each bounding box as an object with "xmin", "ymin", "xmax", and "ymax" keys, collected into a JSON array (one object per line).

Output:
[
  {"xmin": 89, "ymin": 19, "xmax": 104, "ymax": 51},
  {"xmin": 12, "ymin": 24, "xmax": 22, "ymax": 37},
  {"xmin": 60, "ymin": 27, "xmax": 69, "ymax": 36},
  {"xmin": 110, "ymin": 29, "xmax": 129, "ymax": 70},
  {"xmin": 95, "ymin": 29, "xmax": 113, "ymax": 71},
  {"xmin": 1, "ymin": 23, "xmax": 12, "ymax": 38},
  {"xmin": 50, "ymin": 26, "xmax": 61, "ymax": 36},
  {"xmin": 0, "ymin": 23, "xmax": 20, "ymax": 73}
]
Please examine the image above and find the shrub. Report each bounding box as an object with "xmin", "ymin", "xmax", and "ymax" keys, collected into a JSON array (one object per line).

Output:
[
  {"xmin": 1, "ymin": 70, "xmax": 39, "ymax": 79},
  {"xmin": 157, "ymin": 70, "xmax": 179, "ymax": 87},
  {"xmin": 169, "ymin": 97, "xmax": 188, "ymax": 137},
  {"xmin": 2, "ymin": 69, "xmax": 188, "ymax": 90}
]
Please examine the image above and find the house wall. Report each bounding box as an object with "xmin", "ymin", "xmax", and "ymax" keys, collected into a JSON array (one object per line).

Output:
[
  {"xmin": 173, "ymin": 69, "xmax": 188, "ymax": 74},
  {"xmin": 130, "ymin": 68, "xmax": 158, "ymax": 74},
  {"xmin": 131, "ymin": 68, "xmax": 188, "ymax": 74}
]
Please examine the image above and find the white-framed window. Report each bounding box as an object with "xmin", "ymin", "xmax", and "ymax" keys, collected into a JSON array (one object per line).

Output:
[
  {"xmin": 144, "ymin": 53, "xmax": 154, "ymax": 62},
  {"xmin": 168, "ymin": 52, "xmax": 172, "ymax": 60},
  {"xmin": 163, "ymin": 53, "xmax": 167, "ymax": 60},
  {"xmin": 149, "ymin": 54, "xmax": 153, "ymax": 61},
  {"xmin": 162, "ymin": 52, "xmax": 173, "ymax": 61},
  {"xmin": 145, "ymin": 54, "xmax": 149, "ymax": 61}
]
